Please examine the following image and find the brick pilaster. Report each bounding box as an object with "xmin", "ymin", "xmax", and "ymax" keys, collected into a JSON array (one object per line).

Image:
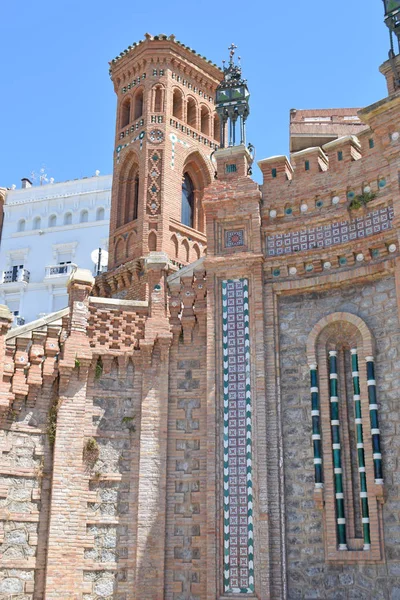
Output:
[
  {"xmin": 44, "ymin": 270, "xmax": 94, "ymax": 598},
  {"xmin": 135, "ymin": 254, "xmax": 172, "ymax": 598}
]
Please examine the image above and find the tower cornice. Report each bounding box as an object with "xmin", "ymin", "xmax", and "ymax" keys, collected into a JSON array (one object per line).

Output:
[{"xmin": 109, "ymin": 33, "xmax": 222, "ymax": 86}]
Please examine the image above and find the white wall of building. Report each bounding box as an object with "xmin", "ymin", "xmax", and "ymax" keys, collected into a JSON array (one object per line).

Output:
[{"xmin": 0, "ymin": 174, "xmax": 111, "ymax": 326}]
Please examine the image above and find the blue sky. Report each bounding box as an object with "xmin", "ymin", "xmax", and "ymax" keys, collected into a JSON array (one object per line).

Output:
[{"xmin": 0, "ymin": 0, "xmax": 389, "ymax": 188}]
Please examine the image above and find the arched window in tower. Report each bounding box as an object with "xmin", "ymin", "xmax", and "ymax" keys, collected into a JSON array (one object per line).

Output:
[
  {"xmin": 124, "ymin": 164, "xmax": 139, "ymax": 224},
  {"xmin": 153, "ymin": 85, "xmax": 163, "ymax": 112},
  {"xmin": 133, "ymin": 176, "xmax": 139, "ymax": 220},
  {"xmin": 48, "ymin": 215, "xmax": 57, "ymax": 228},
  {"xmin": 80, "ymin": 210, "xmax": 89, "ymax": 223},
  {"xmin": 172, "ymin": 88, "xmax": 184, "ymax": 120},
  {"xmin": 181, "ymin": 173, "xmax": 194, "ymax": 228},
  {"xmin": 134, "ymin": 89, "xmax": 144, "ymax": 120},
  {"xmin": 200, "ymin": 105, "xmax": 210, "ymax": 135},
  {"xmin": 18, "ymin": 219, "xmax": 26, "ymax": 232},
  {"xmin": 187, "ymin": 97, "xmax": 197, "ymax": 129},
  {"xmin": 121, "ymin": 98, "xmax": 131, "ymax": 128},
  {"xmin": 64, "ymin": 212, "xmax": 72, "ymax": 226}
]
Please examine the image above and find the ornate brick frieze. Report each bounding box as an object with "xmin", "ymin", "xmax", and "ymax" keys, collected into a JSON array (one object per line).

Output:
[{"xmin": 266, "ymin": 205, "xmax": 394, "ymax": 256}]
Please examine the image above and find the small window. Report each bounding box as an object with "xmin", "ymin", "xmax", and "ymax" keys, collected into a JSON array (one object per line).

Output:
[
  {"xmin": 154, "ymin": 86, "xmax": 163, "ymax": 112},
  {"xmin": 96, "ymin": 207, "xmax": 105, "ymax": 221},
  {"xmin": 48, "ymin": 215, "xmax": 57, "ymax": 228},
  {"xmin": 338, "ymin": 151, "xmax": 343, "ymax": 161},
  {"xmin": 272, "ymin": 168, "xmax": 277, "ymax": 178},
  {"xmin": 121, "ymin": 98, "xmax": 131, "ymax": 128},
  {"xmin": 33, "ymin": 217, "xmax": 41, "ymax": 230},
  {"xmin": 80, "ymin": 210, "xmax": 89, "ymax": 223},
  {"xmin": 17, "ymin": 219, "xmax": 26, "ymax": 232},
  {"xmin": 181, "ymin": 173, "xmax": 194, "ymax": 228},
  {"xmin": 369, "ymin": 138, "xmax": 374, "ymax": 149},
  {"xmin": 173, "ymin": 89, "xmax": 184, "ymax": 120},
  {"xmin": 200, "ymin": 106, "xmax": 210, "ymax": 135},
  {"xmin": 226, "ymin": 164, "xmax": 237, "ymax": 173},
  {"xmin": 64, "ymin": 212, "xmax": 72, "ymax": 225},
  {"xmin": 134, "ymin": 89, "xmax": 144, "ymax": 120},
  {"xmin": 305, "ymin": 160, "xmax": 310, "ymax": 171},
  {"xmin": 187, "ymin": 97, "xmax": 197, "ymax": 129}
]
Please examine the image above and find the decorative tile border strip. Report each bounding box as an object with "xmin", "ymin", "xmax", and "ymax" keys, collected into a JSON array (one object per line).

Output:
[
  {"xmin": 351, "ymin": 349, "xmax": 371, "ymax": 550},
  {"xmin": 222, "ymin": 279, "xmax": 254, "ymax": 594},
  {"xmin": 266, "ymin": 206, "xmax": 394, "ymax": 256}
]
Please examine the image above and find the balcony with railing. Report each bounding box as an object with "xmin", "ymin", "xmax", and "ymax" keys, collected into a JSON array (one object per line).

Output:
[
  {"xmin": 2, "ymin": 268, "xmax": 30, "ymax": 285},
  {"xmin": 45, "ymin": 263, "xmax": 77, "ymax": 279}
]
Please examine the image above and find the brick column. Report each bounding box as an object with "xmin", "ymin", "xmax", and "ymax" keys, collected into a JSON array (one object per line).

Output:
[
  {"xmin": 44, "ymin": 270, "xmax": 94, "ymax": 599},
  {"xmin": 135, "ymin": 253, "xmax": 172, "ymax": 599}
]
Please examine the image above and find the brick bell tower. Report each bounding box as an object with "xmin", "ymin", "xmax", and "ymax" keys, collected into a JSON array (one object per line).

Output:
[{"xmin": 96, "ymin": 34, "xmax": 222, "ymax": 300}]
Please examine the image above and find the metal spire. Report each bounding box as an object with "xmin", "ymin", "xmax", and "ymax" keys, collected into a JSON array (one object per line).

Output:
[{"xmin": 215, "ymin": 44, "xmax": 250, "ymax": 148}]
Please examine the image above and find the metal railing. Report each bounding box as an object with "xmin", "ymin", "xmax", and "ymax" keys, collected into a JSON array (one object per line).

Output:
[
  {"xmin": 45, "ymin": 263, "xmax": 77, "ymax": 278},
  {"xmin": 2, "ymin": 268, "xmax": 30, "ymax": 284}
]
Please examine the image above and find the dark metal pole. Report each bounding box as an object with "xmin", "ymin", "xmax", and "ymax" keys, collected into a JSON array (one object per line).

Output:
[{"xmin": 97, "ymin": 248, "xmax": 101, "ymax": 276}]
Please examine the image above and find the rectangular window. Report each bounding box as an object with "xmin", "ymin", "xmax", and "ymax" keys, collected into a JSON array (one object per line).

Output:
[
  {"xmin": 338, "ymin": 151, "xmax": 343, "ymax": 161},
  {"xmin": 305, "ymin": 160, "xmax": 310, "ymax": 171},
  {"xmin": 369, "ymin": 138, "xmax": 374, "ymax": 149},
  {"xmin": 226, "ymin": 164, "xmax": 237, "ymax": 173},
  {"xmin": 272, "ymin": 168, "xmax": 277, "ymax": 178}
]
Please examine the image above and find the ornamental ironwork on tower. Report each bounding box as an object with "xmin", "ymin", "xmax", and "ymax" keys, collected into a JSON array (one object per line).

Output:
[
  {"xmin": 383, "ymin": 0, "xmax": 400, "ymax": 88},
  {"xmin": 215, "ymin": 44, "xmax": 250, "ymax": 148}
]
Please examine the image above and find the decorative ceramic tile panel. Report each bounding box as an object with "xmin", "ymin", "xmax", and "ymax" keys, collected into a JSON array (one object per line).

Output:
[
  {"xmin": 222, "ymin": 279, "xmax": 254, "ymax": 594},
  {"xmin": 266, "ymin": 205, "xmax": 394, "ymax": 256},
  {"xmin": 225, "ymin": 229, "xmax": 245, "ymax": 248}
]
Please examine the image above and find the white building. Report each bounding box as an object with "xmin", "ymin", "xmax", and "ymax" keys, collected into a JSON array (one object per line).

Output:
[{"xmin": 0, "ymin": 174, "xmax": 111, "ymax": 326}]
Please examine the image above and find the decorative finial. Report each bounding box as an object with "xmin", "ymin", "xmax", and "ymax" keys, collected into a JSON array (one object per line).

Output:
[{"xmin": 228, "ymin": 43, "xmax": 237, "ymax": 65}]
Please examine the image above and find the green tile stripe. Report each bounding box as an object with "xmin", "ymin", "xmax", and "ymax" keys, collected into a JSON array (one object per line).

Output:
[
  {"xmin": 222, "ymin": 278, "xmax": 254, "ymax": 594},
  {"xmin": 350, "ymin": 349, "xmax": 371, "ymax": 549},
  {"xmin": 309, "ymin": 364, "xmax": 323, "ymax": 488},
  {"xmin": 365, "ymin": 356, "xmax": 384, "ymax": 485},
  {"xmin": 328, "ymin": 350, "xmax": 347, "ymax": 550}
]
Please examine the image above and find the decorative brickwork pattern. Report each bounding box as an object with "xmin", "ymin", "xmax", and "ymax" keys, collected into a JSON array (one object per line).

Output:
[
  {"xmin": 266, "ymin": 205, "xmax": 394, "ymax": 256},
  {"xmin": 222, "ymin": 279, "xmax": 254, "ymax": 594},
  {"xmin": 147, "ymin": 149, "xmax": 162, "ymax": 215},
  {"xmin": 87, "ymin": 306, "xmax": 146, "ymax": 350}
]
